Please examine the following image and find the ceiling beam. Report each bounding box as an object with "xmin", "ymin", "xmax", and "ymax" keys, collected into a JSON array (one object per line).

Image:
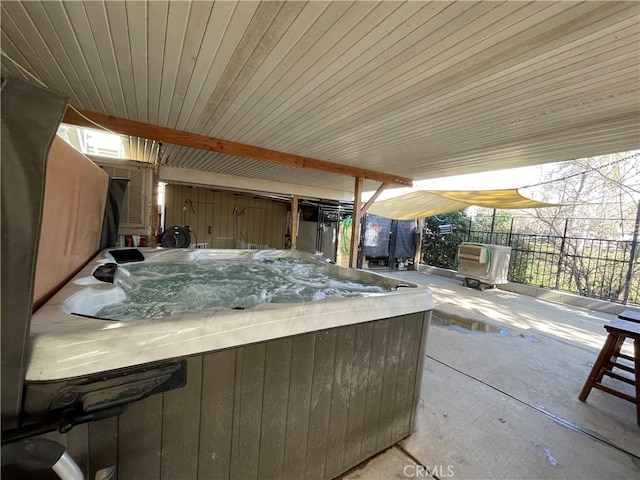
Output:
[{"xmin": 63, "ymin": 108, "xmax": 413, "ymax": 187}]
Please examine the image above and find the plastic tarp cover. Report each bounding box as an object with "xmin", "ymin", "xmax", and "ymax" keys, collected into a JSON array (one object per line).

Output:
[
  {"xmin": 1, "ymin": 74, "xmax": 68, "ymax": 429},
  {"xmin": 363, "ymin": 214, "xmax": 392, "ymax": 258},
  {"xmin": 368, "ymin": 189, "xmax": 561, "ymax": 220},
  {"xmin": 393, "ymin": 220, "xmax": 418, "ymax": 259}
]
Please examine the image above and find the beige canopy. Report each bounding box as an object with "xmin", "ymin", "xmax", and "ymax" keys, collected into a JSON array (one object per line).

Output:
[{"xmin": 367, "ymin": 189, "xmax": 559, "ymax": 220}]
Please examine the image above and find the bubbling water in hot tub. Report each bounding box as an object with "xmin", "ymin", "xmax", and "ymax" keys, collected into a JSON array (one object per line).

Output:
[{"xmin": 96, "ymin": 258, "xmax": 390, "ymax": 320}]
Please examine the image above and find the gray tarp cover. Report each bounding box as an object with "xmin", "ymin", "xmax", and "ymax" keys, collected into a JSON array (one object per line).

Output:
[
  {"xmin": 363, "ymin": 214, "xmax": 392, "ymax": 258},
  {"xmin": 1, "ymin": 74, "xmax": 68, "ymax": 429},
  {"xmin": 393, "ymin": 220, "xmax": 418, "ymax": 259},
  {"xmin": 100, "ymin": 178, "xmax": 130, "ymax": 250}
]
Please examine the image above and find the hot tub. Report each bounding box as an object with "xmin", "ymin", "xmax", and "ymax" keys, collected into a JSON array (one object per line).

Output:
[{"xmin": 24, "ymin": 248, "xmax": 433, "ymax": 480}]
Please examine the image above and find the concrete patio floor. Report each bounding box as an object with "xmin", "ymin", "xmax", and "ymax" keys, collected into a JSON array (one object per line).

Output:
[{"xmin": 342, "ymin": 271, "xmax": 640, "ymax": 480}]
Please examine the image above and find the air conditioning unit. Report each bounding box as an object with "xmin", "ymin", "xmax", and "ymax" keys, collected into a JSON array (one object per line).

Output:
[
  {"xmin": 458, "ymin": 243, "xmax": 488, "ymax": 264},
  {"xmin": 90, "ymin": 157, "xmax": 153, "ymax": 236},
  {"xmin": 457, "ymin": 243, "xmax": 511, "ymax": 289}
]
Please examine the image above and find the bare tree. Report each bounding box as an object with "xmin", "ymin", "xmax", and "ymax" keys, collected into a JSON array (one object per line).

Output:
[
  {"xmin": 473, "ymin": 152, "xmax": 640, "ymax": 301},
  {"xmin": 523, "ymin": 153, "xmax": 640, "ymax": 300}
]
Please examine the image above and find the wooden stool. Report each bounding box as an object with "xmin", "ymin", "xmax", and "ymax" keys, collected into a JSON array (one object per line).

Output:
[
  {"xmin": 618, "ymin": 309, "xmax": 640, "ymax": 323},
  {"xmin": 579, "ymin": 319, "xmax": 640, "ymax": 425}
]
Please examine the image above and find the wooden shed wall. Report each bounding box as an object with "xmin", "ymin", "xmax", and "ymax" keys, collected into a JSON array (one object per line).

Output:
[{"xmin": 164, "ymin": 184, "xmax": 288, "ymax": 249}]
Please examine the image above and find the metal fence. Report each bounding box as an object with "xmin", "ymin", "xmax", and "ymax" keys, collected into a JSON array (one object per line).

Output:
[{"xmin": 422, "ymin": 215, "xmax": 640, "ymax": 306}]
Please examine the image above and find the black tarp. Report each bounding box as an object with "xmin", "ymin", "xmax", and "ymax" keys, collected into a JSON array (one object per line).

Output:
[
  {"xmin": 1, "ymin": 74, "xmax": 68, "ymax": 430},
  {"xmin": 393, "ymin": 220, "xmax": 419, "ymax": 259}
]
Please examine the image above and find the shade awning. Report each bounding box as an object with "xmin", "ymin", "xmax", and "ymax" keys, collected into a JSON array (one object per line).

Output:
[{"xmin": 367, "ymin": 189, "xmax": 559, "ymax": 220}]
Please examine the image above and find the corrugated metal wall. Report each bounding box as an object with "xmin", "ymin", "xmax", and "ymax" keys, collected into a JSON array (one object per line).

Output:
[{"xmin": 164, "ymin": 184, "xmax": 288, "ymax": 249}]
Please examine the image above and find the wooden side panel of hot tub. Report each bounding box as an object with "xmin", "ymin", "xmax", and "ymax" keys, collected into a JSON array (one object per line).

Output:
[{"xmin": 57, "ymin": 311, "xmax": 430, "ymax": 480}]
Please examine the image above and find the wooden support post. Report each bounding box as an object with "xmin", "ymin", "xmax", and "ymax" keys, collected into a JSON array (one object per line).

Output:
[
  {"xmin": 349, "ymin": 177, "xmax": 364, "ymax": 269},
  {"xmin": 291, "ymin": 195, "xmax": 299, "ymax": 250},
  {"xmin": 414, "ymin": 218, "xmax": 424, "ymax": 268},
  {"xmin": 150, "ymin": 164, "xmax": 160, "ymax": 247},
  {"xmin": 361, "ymin": 182, "xmax": 389, "ymax": 215}
]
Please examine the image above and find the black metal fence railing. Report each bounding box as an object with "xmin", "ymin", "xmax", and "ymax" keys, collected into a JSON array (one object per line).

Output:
[{"xmin": 422, "ymin": 217, "xmax": 640, "ymax": 306}]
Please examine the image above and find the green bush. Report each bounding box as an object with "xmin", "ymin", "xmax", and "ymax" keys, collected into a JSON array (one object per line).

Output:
[{"xmin": 421, "ymin": 210, "xmax": 470, "ymax": 269}]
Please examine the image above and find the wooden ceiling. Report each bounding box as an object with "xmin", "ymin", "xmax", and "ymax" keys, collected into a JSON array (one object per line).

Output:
[{"xmin": 2, "ymin": 1, "xmax": 639, "ymax": 196}]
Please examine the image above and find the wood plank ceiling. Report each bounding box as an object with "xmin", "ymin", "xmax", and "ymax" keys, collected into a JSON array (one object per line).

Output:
[{"xmin": 2, "ymin": 1, "xmax": 639, "ymax": 195}]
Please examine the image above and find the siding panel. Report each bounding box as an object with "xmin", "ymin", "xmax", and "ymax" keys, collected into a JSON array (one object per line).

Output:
[
  {"xmin": 198, "ymin": 349, "xmax": 236, "ymax": 480},
  {"xmin": 325, "ymin": 324, "xmax": 356, "ymax": 478},
  {"xmin": 343, "ymin": 321, "xmax": 373, "ymax": 468},
  {"xmin": 88, "ymin": 416, "xmax": 118, "ymax": 480},
  {"xmin": 164, "ymin": 184, "xmax": 287, "ymax": 248},
  {"xmin": 231, "ymin": 344, "xmax": 266, "ymax": 480},
  {"xmin": 282, "ymin": 334, "xmax": 315, "ymax": 480},
  {"xmin": 305, "ymin": 329, "xmax": 338, "ymax": 479},
  {"xmin": 59, "ymin": 314, "xmax": 427, "ymax": 480},
  {"xmin": 161, "ymin": 356, "xmax": 202, "ymax": 480},
  {"xmin": 258, "ymin": 338, "xmax": 292, "ymax": 479},
  {"xmin": 117, "ymin": 393, "xmax": 163, "ymax": 480}
]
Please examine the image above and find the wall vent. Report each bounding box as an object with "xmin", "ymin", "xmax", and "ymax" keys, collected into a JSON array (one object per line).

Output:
[{"xmin": 91, "ymin": 158, "xmax": 153, "ymax": 235}]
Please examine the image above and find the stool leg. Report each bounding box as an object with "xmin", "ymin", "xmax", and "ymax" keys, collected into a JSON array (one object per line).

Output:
[
  {"xmin": 580, "ymin": 333, "xmax": 619, "ymax": 402},
  {"xmin": 597, "ymin": 336, "xmax": 625, "ymax": 382},
  {"xmin": 634, "ymin": 339, "xmax": 640, "ymax": 426}
]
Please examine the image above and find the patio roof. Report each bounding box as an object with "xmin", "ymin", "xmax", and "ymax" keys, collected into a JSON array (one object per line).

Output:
[{"xmin": 1, "ymin": 1, "xmax": 638, "ymax": 197}]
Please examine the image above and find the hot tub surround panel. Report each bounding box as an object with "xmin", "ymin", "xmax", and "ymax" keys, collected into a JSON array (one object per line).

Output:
[{"xmin": 31, "ymin": 311, "xmax": 429, "ymax": 480}]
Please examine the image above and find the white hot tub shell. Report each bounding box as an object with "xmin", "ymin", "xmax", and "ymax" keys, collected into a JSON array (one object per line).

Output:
[
  {"xmin": 23, "ymin": 247, "xmax": 434, "ymax": 480},
  {"xmin": 28, "ymin": 247, "xmax": 433, "ymax": 382}
]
